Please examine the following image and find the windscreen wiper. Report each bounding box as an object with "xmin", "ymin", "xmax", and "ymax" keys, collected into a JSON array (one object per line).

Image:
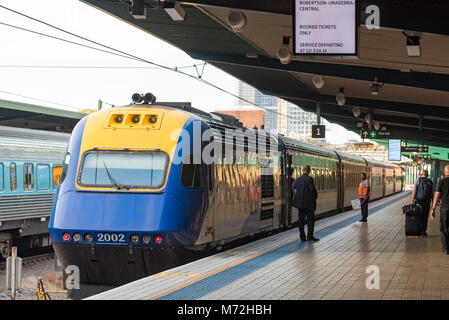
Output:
[{"xmin": 102, "ymin": 161, "xmax": 129, "ymax": 190}]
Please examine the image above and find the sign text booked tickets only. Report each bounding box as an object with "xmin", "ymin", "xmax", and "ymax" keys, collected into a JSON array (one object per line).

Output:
[{"xmin": 294, "ymin": 0, "xmax": 357, "ymax": 55}]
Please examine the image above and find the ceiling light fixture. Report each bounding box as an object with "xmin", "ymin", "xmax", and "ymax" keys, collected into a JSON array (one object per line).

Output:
[
  {"xmin": 374, "ymin": 121, "xmax": 381, "ymax": 130},
  {"xmin": 163, "ymin": 2, "xmax": 186, "ymax": 21},
  {"xmin": 336, "ymin": 88, "xmax": 345, "ymax": 106},
  {"xmin": 130, "ymin": 0, "xmax": 147, "ymax": 19},
  {"xmin": 370, "ymin": 77, "xmax": 384, "ymax": 96},
  {"xmin": 352, "ymin": 106, "xmax": 361, "ymax": 118},
  {"xmin": 402, "ymin": 31, "xmax": 421, "ymax": 57},
  {"xmin": 227, "ymin": 10, "xmax": 246, "ymax": 32},
  {"xmin": 312, "ymin": 75, "xmax": 325, "ymax": 89},
  {"xmin": 278, "ymin": 36, "xmax": 292, "ymax": 65}
]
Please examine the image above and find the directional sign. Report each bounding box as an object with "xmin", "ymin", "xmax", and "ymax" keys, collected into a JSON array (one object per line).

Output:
[
  {"xmin": 360, "ymin": 129, "xmax": 370, "ymax": 139},
  {"xmin": 401, "ymin": 146, "xmax": 429, "ymax": 153},
  {"xmin": 369, "ymin": 130, "xmax": 378, "ymax": 139},
  {"xmin": 311, "ymin": 125, "xmax": 325, "ymax": 138},
  {"xmin": 377, "ymin": 131, "xmax": 391, "ymax": 138},
  {"xmin": 413, "ymin": 154, "xmax": 431, "ymax": 161}
]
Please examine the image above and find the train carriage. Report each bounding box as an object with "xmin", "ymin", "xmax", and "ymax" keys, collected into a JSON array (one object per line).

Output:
[
  {"xmin": 49, "ymin": 96, "xmax": 405, "ymax": 287},
  {"xmin": 0, "ymin": 126, "xmax": 70, "ymax": 257},
  {"xmin": 338, "ymin": 153, "xmax": 367, "ymax": 209},
  {"xmin": 280, "ymin": 137, "xmax": 339, "ymax": 218}
]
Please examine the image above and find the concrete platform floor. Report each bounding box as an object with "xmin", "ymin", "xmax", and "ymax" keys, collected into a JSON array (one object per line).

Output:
[{"xmin": 89, "ymin": 191, "xmax": 449, "ymax": 300}]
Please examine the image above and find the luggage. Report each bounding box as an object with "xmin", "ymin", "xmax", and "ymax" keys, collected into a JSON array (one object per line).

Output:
[{"xmin": 402, "ymin": 204, "xmax": 423, "ymax": 236}]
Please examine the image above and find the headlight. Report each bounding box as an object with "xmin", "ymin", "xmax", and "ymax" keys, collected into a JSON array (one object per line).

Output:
[
  {"xmin": 142, "ymin": 234, "xmax": 150, "ymax": 244},
  {"xmin": 73, "ymin": 233, "xmax": 81, "ymax": 242},
  {"xmin": 130, "ymin": 234, "xmax": 139, "ymax": 243}
]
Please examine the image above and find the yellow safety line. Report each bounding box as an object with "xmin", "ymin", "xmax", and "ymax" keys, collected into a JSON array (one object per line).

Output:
[
  {"xmin": 153, "ymin": 273, "xmax": 200, "ymax": 278},
  {"xmin": 224, "ymin": 250, "xmax": 260, "ymax": 254},
  {"xmin": 147, "ymin": 237, "xmax": 297, "ymax": 300}
]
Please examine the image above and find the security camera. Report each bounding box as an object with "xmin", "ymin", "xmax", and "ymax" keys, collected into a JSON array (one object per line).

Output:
[
  {"xmin": 312, "ymin": 75, "xmax": 325, "ymax": 89},
  {"xmin": 227, "ymin": 10, "xmax": 246, "ymax": 32},
  {"xmin": 336, "ymin": 88, "xmax": 345, "ymax": 106}
]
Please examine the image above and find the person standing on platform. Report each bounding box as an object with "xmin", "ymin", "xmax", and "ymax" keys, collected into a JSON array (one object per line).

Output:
[
  {"xmin": 292, "ymin": 165, "xmax": 319, "ymax": 242},
  {"xmin": 359, "ymin": 172, "xmax": 370, "ymax": 222},
  {"xmin": 431, "ymin": 165, "xmax": 449, "ymax": 254},
  {"xmin": 411, "ymin": 169, "xmax": 434, "ymax": 237}
]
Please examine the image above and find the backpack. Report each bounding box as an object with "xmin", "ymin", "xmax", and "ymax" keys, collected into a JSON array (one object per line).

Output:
[{"xmin": 416, "ymin": 177, "xmax": 432, "ymax": 201}]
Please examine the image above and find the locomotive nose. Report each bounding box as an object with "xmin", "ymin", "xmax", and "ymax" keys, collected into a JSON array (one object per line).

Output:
[{"xmin": 51, "ymin": 191, "xmax": 187, "ymax": 234}]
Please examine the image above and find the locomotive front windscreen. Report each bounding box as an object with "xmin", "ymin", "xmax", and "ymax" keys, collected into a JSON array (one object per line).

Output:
[{"xmin": 78, "ymin": 151, "xmax": 168, "ymax": 189}]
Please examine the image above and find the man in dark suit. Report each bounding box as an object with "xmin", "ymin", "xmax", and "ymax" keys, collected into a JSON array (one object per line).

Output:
[{"xmin": 292, "ymin": 165, "xmax": 319, "ymax": 242}]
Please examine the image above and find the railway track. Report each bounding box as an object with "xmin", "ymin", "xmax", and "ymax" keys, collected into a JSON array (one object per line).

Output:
[{"xmin": 0, "ymin": 250, "xmax": 54, "ymax": 271}]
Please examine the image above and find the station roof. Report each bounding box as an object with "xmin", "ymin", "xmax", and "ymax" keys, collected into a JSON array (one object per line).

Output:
[
  {"xmin": 0, "ymin": 98, "xmax": 86, "ymax": 132},
  {"xmin": 82, "ymin": 0, "xmax": 449, "ymax": 146}
]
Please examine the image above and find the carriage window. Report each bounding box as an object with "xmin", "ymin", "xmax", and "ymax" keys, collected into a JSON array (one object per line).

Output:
[
  {"xmin": 53, "ymin": 166, "xmax": 63, "ymax": 189},
  {"xmin": 37, "ymin": 164, "xmax": 50, "ymax": 190},
  {"xmin": 0, "ymin": 163, "xmax": 3, "ymax": 191},
  {"xmin": 24, "ymin": 164, "xmax": 34, "ymax": 190},
  {"xmin": 61, "ymin": 153, "xmax": 70, "ymax": 185},
  {"xmin": 181, "ymin": 157, "xmax": 204, "ymax": 189},
  {"xmin": 10, "ymin": 163, "xmax": 16, "ymax": 191}
]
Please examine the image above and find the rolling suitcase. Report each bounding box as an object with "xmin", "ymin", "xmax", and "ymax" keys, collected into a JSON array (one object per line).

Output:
[{"xmin": 402, "ymin": 204, "xmax": 422, "ymax": 236}]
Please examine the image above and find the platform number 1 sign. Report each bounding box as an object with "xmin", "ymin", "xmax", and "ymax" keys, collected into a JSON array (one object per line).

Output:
[{"xmin": 312, "ymin": 125, "xmax": 326, "ymax": 138}]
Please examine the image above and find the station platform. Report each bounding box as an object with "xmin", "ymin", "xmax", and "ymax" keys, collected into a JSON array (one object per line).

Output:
[{"xmin": 87, "ymin": 191, "xmax": 449, "ymax": 300}]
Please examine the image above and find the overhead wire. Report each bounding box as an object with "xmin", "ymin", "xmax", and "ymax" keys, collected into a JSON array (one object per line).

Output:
[
  {"xmin": 0, "ymin": 4, "xmax": 315, "ymax": 123},
  {"xmin": 0, "ymin": 89, "xmax": 84, "ymax": 110}
]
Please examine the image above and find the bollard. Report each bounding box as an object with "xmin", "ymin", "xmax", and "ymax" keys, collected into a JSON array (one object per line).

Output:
[{"xmin": 5, "ymin": 247, "xmax": 22, "ymax": 300}]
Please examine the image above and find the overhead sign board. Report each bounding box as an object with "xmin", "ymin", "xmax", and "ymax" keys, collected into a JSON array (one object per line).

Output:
[
  {"xmin": 401, "ymin": 146, "xmax": 429, "ymax": 153},
  {"xmin": 413, "ymin": 154, "xmax": 431, "ymax": 162},
  {"xmin": 311, "ymin": 125, "xmax": 325, "ymax": 138},
  {"xmin": 388, "ymin": 139, "xmax": 401, "ymax": 161},
  {"xmin": 293, "ymin": 0, "xmax": 357, "ymax": 55}
]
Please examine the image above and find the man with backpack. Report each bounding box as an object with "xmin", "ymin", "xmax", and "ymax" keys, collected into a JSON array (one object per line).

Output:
[{"xmin": 411, "ymin": 170, "xmax": 434, "ymax": 237}]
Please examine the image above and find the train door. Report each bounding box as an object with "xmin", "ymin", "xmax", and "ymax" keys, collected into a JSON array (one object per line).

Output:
[
  {"xmin": 203, "ymin": 163, "xmax": 215, "ymax": 242},
  {"xmin": 382, "ymin": 168, "xmax": 386, "ymax": 197},
  {"xmin": 393, "ymin": 169, "xmax": 397, "ymax": 193},
  {"xmin": 285, "ymin": 153, "xmax": 293, "ymax": 227},
  {"xmin": 338, "ymin": 161, "xmax": 344, "ymax": 211},
  {"xmin": 281, "ymin": 153, "xmax": 291, "ymax": 227},
  {"xmin": 260, "ymin": 163, "xmax": 274, "ymax": 228}
]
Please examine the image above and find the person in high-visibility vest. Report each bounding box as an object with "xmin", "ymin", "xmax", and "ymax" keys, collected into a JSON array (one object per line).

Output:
[{"xmin": 359, "ymin": 172, "xmax": 371, "ymax": 222}]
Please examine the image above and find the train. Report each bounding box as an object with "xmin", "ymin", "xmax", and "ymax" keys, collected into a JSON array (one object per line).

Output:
[
  {"xmin": 0, "ymin": 125, "xmax": 70, "ymax": 257},
  {"xmin": 49, "ymin": 94, "xmax": 404, "ymax": 286}
]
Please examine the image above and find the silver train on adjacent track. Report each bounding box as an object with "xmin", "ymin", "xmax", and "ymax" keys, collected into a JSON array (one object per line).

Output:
[{"xmin": 0, "ymin": 125, "xmax": 70, "ymax": 257}]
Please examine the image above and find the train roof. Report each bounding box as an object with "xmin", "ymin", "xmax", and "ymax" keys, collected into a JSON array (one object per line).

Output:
[
  {"xmin": 278, "ymin": 135, "xmax": 338, "ymax": 159},
  {"xmin": 335, "ymin": 151, "xmax": 367, "ymax": 165},
  {"xmin": 121, "ymin": 103, "xmax": 400, "ymax": 169},
  {"xmin": 0, "ymin": 126, "xmax": 70, "ymax": 162},
  {"xmin": 0, "ymin": 125, "xmax": 70, "ymax": 150},
  {"xmin": 363, "ymin": 157, "xmax": 399, "ymax": 169}
]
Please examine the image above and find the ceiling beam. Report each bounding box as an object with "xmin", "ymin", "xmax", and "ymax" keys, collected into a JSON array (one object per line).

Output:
[
  {"xmin": 192, "ymin": 51, "xmax": 449, "ymax": 92},
  {"xmin": 165, "ymin": 0, "xmax": 449, "ymax": 36}
]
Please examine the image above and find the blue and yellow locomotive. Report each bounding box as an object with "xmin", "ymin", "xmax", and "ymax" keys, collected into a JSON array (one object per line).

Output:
[{"xmin": 50, "ymin": 94, "xmax": 404, "ymax": 286}]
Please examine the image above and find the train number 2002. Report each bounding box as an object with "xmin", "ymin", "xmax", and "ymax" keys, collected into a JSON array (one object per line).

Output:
[{"xmin": 96, "ymin": 233, "xmax": 126, "ymax": 243}]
